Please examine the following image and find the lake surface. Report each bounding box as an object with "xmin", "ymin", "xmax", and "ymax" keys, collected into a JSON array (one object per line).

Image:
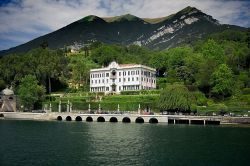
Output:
[{"xmin": 0, "ymin": 120, "xmax": 250, "ymax": 166}]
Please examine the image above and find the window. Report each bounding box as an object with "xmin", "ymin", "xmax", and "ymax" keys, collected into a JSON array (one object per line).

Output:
[
  {"xmin": 99, "ymin": 80, "xmax": 100, "ymax": 83},
  {"xmin": 128, "ymin": 78, "xmax": 130, "ymax": 81},
  {"xmin": 95, "ymin": 80, "xmax": 97, "ymax": 83},
  {"xmin": 106, "ymin": 87, "xmax": 109, "ymax": 91},
  {"xmin": 136, "ymin": 77, "xmax": 139, "ymax": 81},
  {"xmin": 111, "ymin": 70, "xmax": 116, "ymax": 76},
  {"xmin": 119, "ymin": 72, "xmax": 121, "ymax": 76},
  {"xmin": 106, "ymin": 73, "xmax": 109, "ymax": 77},
  {"xmin": 119, "ymin": 78, "xmax": 121, "ymax": 82},
  {"xmin": 91, "ymin": 80, "xmax": 93, "ymax": 84},
  {"xmin": 128, "ymin": 71, "xmax": 130, "ymax": 75},
  {"xmin": 132, "ymin": 77, "xmax": 134, "ymax": 81},
  {"xmin": 102, "ymin": 79, "xmax": 104, "ymax": 83},
  {"xmin": 106, "ymin": 79, "xmax": 108, "ymax": 83},
  {"xmin": 119, "ymin": 86, "xmax": 121, "ymax": 90},
  {"xmin": 124, "ymin": 78, "xmax": 126, "ymax": 82}
]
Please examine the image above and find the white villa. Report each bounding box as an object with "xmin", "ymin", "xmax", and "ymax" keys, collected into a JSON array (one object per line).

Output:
[{"xmin": 90, "ymin": 61, "xmax": 156, "ymax": 94}]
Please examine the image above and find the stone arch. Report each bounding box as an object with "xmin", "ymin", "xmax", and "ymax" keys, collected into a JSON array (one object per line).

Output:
[
  {"xmin": 110, "ymin": 117, "xmax": 118, "ymax": 122},
  {"xmin": 86, "ymin": 116, "xmax": 93, "ymax": 122},
  {"xmin": 122, "ymin": 117, "xmax": 131, "ymax": 123},
  {"xmin": 135, "ymin": 117, "xmax": 144, "ymax": 123},
  {"xmin": 97, "ymin": 116, "xmax": 105, "ymax": 122},
  {"xmin": 149, "ymin": 118, "xmax": 158, "ymax": 124},
  {"xmin": 75, "ymin": 116, "xmax": 82, "ymax": 121},
  {"xmin": 57, "ymin": 116, "xmax": 62, "ymax": 121},
  {"xmin": 66, "ymin": 116, "xmax": 72, "ymax": 121},
  {"xmin": 0, "ymin": 113, "xmax": 4, "ymax": 117}
]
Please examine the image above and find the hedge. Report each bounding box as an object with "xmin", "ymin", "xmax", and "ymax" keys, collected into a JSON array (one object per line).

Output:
[{"xmin": 46, "ymin": 100, "xmax": 159, "ymax": 112}]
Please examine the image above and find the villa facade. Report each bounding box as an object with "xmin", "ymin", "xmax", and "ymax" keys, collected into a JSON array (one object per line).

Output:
[{"xmin": 90, "ymin": 61, "xmax": 156, "ymax": 94}]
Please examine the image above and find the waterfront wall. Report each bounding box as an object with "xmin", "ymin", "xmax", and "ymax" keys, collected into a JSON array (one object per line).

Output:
[{"xmin": 1, "ymin": 112, "xmax": 250, "ymax": 124}]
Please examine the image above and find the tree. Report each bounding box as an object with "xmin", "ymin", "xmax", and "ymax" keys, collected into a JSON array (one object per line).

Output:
[
  {"xmin": 91, "ymin": 44, "xmax": 123, "ymax": 66},
  {"xmin": 167, "ymin": 47, "xmax": 193, "ymax": 69},
  {"xmin": 18, "ymin": 75, "xmax": 45, "ymax": 111},
  {"xmin": 69, "ymin": 56, "xmax": 99, "ymax": 89},
  {"xmin": 211, "ymin": 64, "xmax": 234, "ymax": 99},
  {"xmin": 158, "ymin": 84, "xmax": 192, "ymax": 112},
  {"xmin": 201, "ymin": 39, "xmax": 224, "ymax": 63},
  {"xmin": 195, "ymin": 58, "xmax": 217, "ymax": 97},
  {"xmin": 149, "ymin": 52, "xmax": 168, "ymax": 77},
  {"xmin": 175, "ymin": 66, "xmax": 193, "ymax": 84}
]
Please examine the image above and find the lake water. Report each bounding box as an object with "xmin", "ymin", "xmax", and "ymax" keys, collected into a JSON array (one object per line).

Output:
[{"xmin": 0, "ymin": 120, "xmax": 250, "ymax": 166}]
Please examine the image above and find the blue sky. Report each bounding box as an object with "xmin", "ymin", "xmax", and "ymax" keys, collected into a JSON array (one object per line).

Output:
[{"xmin": 0, "ymin": 0, "xmax": 249, "ymax": 50}]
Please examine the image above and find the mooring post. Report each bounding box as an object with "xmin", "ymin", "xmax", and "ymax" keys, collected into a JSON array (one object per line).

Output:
[
  {"xmin": 204, "ymin": 120, "xmax": 206, "ymax": 125},
  {"xmin": 138, "ymin": 104, "xmax": 141, "ymax": 115},
  {"xmin": 174, "ymin": 119, "xmax": 176, "ymax": 124},
  {"xmin": 117, "ymin": 104, "xmax": 120, "ymax": 112}
]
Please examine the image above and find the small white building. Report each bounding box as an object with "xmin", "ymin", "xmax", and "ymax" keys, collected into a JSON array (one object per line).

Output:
[{"xmin": 90, "ymin": 61, "xmax": 156, "ymax": 94}]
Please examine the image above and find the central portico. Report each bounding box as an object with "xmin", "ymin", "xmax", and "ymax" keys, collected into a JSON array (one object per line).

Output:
[{"xmin": 90, "ymin": 61, "xmax": 156, "ymax": 94}]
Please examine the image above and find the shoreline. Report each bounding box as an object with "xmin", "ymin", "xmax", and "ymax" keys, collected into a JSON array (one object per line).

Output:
[{"xmin": 1, "ymin": 112, "xmax": 250, "ymax": 125}]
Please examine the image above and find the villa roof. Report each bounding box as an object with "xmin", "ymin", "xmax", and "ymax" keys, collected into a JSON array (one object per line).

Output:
[{"xmin": 119, "ymin": 64, "xmax": 137, "ymax": 67}]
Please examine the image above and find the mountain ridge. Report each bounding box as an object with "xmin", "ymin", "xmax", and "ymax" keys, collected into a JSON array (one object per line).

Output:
[{"xmin": 0, "ymin": 6, "xmax": 246, "ymax": 56}]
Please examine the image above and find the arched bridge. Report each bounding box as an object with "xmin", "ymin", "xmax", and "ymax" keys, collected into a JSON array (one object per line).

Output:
[
  {"xmin": 51, "ymin": 113, "xmax": 221, "ymax": 125},
  {"xmin": 53, "ymin": 113, "xmax": 166, "ymax": 124},
  {"xmin": 1, "ymin": 112, "xmax": 222, "ymax": 125}
]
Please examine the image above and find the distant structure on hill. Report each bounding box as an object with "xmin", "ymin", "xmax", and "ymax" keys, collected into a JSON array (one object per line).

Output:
[
  {"xmin": 90, "ymin": 61, "xmax": 156, "ymax": 94},
  {"xmin": 0, "ymin": 88, "xmax": 17, "ymax": 112}
]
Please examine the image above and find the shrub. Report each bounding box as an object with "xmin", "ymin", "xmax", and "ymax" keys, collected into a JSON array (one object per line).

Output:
[
  {"xmin": 120, "ymin": 91, "xmax": 140, "ymax": 95},
  {"xmin": 242, "ymin": 88, "xmax": 250, "ymax": 95}
]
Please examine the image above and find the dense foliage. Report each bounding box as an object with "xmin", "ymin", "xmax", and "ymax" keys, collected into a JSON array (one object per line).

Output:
[
  {"xmin": 0, "ymin": 29, "xmax": 249, "ymax": 112},
  {"xmin": 18, "ymin": 75, "xmax": 45, "ymax": 110},
  {"xmin": 159, "ymin": 84, "xmax": 191, "ymax": 112}
]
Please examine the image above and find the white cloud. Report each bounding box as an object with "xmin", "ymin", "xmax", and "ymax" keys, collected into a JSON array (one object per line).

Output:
[{"xmin": 0, "ymin": 0, "xmax": 249, "ymax": 50}]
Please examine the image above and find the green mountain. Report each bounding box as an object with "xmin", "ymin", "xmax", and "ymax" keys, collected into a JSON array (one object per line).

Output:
[{"xmin": 0, "ymin": 6, "xmax": 246, "ymax": 56}]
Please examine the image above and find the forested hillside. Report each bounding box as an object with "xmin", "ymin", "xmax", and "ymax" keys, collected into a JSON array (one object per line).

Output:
[
  {"xmin": 0, "ymin": 6, "xmax": 246, "ymax": 56},
  {"xmin": 0, "ymin": 29, "xmax": 249, "ymax": 113}
]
